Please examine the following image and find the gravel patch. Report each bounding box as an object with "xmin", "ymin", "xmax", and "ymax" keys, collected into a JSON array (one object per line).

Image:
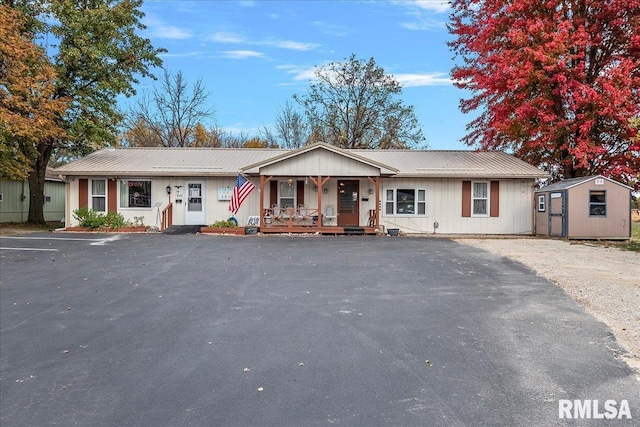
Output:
[{"xmin": 456, "ymin": 238, "xmax": 640, "ymax": 373}]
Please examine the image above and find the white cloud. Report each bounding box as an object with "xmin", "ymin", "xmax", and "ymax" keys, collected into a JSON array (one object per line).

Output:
[
  {"xmin": 208, "ymin": 32, "xmax": 320, "ymax": 51},
  {"xmin": 144, "ymin": 16, "xmax": 192, "ymax": 40},
  {"xmin": 221, "ymin": 50, "xmax": 266, "ymax": 59},
  {"xmin": 394, "ymin": 0, "xmax": 451, "ymax": 31},
  {"xmin": 209, "ymin": 32, "xmax": 247, "ymax": 44},
  {"xmin": 411, "ymin": 0, "xmax": 451, "ymax": 13},
  {"xmin": 309, "ymin": 21, "xmax": 351, "ymax": 37},
  {"xmin": 266, "ymin": 40, "xmax": 321, "ymax": 51},
  {"xmin": 238, "ymin": 1, "xmax": 256, "ymax": 7},
  {"xmin": 394, "ymin": 72, "xmax": 453, "ymax": 87},
  {"xmin": 277, "ymin": 65, "xmax": 316, "ymax": 81},
  {"xmin": 400, "ymin": 19, "xmax": 446, "ymax": 31}
]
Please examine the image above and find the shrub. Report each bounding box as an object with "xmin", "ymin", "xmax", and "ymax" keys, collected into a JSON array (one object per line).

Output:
[
  {"xmin": 208, "ymin": 220, "xmax": 238, "ymax": 228},
  {"xmin": 73, "ymin": 207, "xmax": 104, "ymax": 229},
  {"xmin": 104, "ymin": 211, "xmax": 127, "ymax": 230},
  {"xmin": 72, "ymin": 208, "xmax": 127, "ymax": 230}
]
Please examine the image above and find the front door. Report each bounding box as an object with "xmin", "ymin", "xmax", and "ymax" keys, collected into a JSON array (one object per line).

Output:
[
  {"xmin": 185, "ymin": 182, "xmax": 205, "ymax": 225},
  {"xmin": 338, "ymin": 180, "xmax": 359, "ymax": 226}
]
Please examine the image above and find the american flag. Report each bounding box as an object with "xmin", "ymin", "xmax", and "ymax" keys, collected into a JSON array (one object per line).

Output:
[{"xmin": 229, "ymin": 174, "xmax": 256, "ymax": 214}]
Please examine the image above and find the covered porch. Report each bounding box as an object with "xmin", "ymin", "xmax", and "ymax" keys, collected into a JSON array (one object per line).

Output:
[
  {"xmin": 240, "ymin": 143, "xmax": 398, "ymax": 234},
  {"xmin": 257, "ymin": 175, "xmax": 380, "ymax": 235}
]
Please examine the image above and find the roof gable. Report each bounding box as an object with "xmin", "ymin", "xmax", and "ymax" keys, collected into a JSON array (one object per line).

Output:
[{"xmin": 241, "ymin": 142, "xmax": 398, "ymax": 176}]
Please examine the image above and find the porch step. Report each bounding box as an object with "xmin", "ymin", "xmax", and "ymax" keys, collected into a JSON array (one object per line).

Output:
[
  {"xmin": 343, "ymin": 226, "xmax": 365, "ymax": 235},
  {"xmin": 163, "ymin": 225, "xmax": 204, "ymax": 235}
]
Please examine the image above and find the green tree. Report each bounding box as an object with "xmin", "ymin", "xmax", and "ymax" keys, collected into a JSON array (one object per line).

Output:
[
  {"xmin": 293, "ymin": 54, "xmax": 425, "ymax": 149},
  {"xmin": 5, "ymin": 0, "xmax": 164, "ymax": 223}
]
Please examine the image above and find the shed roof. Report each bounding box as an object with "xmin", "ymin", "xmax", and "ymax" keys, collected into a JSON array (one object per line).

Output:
[
  {"xmin": 535, "ymin": 175, "xmax": 633, "ymax": 192},
  {"xmin": 55, "ymin": 145, "xmax": 548, "ymax": 179}
]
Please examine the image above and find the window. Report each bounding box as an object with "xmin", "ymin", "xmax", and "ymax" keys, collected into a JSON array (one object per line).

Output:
[
  {"xmin": 472, "ymin": 182, "xmax": 488, "ymax": 216},
  {"xmin": 279, "ymin": 180, "xmax": 295, "ymax": 207},
  {"xmin": 90, "ymin": 179, "xmax": 106, "ymax": 212},
  {"xmin": 589, "ymin": 191, "xmax": 606, "ymax": 216},
  {"xmin": 537, "ymin": 194, "xmax": 546, "ymax": 212},
  {"xmin": 120, "ymin": 180, "xmax": 151, "ymax": 208},
  {"xmin": 385, "ymin": 188, "xmax": 426, "ymax": 215}
]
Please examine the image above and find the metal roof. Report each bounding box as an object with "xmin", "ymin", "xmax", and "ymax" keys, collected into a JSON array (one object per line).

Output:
[
  {"xmin": 535, "ymin": 175, "xmax": 633, "ymax": 192},
  {"xmin": 55, "ymin": 145, "xmax": 548, "ymax": 179}
]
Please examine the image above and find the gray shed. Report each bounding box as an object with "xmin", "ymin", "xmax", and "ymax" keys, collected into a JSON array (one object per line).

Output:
[{"xmin": 534, "ymin": 175, "xmax": 632, "ymax": 240}]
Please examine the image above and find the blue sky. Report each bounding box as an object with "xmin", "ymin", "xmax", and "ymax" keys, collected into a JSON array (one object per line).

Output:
[{"xmin": 133, "ymin": 0, "xmax": 473, "ymax": 150}]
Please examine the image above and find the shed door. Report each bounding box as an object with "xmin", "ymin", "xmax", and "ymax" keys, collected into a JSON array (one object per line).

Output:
[{"xmin": 549, "ymin": 192, "xmax": 564, "ymax": 237}]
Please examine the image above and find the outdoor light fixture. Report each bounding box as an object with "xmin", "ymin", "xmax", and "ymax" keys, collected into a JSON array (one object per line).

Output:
[
  {"xmin": 368, "ymin": 188, "xmax": 374, "ymax": 195},
  {"xmin": 287, "ymin": 178, "xmax": 294, "ymax": 186},
  {"xmin": 166, "ymin": 185, "xmax": 171, "ymax": 195},
  {"xmin": 323, "ymin": 188, "xmax": 328, "ymax": 194},
  {"xmin": 313, "ymin": 185, "xmax": 318, "ymax": 192}
]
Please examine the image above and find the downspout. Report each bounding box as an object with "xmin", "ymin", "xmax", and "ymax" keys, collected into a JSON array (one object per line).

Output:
[
  {"xmin": 21, "ymin": 180, "xmax": 26, "ymax": 222},
  {"xmin": 531, "ymin": 181, "xmax": 537, "ymax": 235},
  {"xmin": 58, "ymin": 174, "xmax": 69, "ymax": 229}
]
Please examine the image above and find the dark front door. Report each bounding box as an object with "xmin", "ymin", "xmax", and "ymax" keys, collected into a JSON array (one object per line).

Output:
[{"xmin": 338, "ymin": 180, "xmax": 359, "ymax": 226}]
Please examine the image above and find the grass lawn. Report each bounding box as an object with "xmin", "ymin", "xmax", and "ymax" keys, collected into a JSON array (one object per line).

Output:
[
  {"xmin": 0, "ymin": 221, "xmax": 62, "ymax": 235},
  {"xmin": 623, "ymin": 221, "xmax": 640, "ymax": 252}
]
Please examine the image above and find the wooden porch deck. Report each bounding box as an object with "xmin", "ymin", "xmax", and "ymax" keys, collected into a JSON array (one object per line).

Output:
[{"xmin": 260, "ymin": 226, "xmax": 378, "ymax": 235}]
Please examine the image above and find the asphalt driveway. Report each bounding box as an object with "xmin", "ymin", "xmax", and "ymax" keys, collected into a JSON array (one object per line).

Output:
[{"xmin": 1, "ymin": 234, "xmax": 638, "ymax": 426}]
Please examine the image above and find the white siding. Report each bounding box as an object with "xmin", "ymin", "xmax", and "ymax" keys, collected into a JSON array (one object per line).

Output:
[
  {"xmin": 66, "ymin": 176, "xmax": 264, "ymax": 228},
  {"xmin": 379, "ymin": 178, "xmax": 535, "ymax": 235},
  {"xmin": 261, "ymin": 149, "xmax": 380, "ymax": 177}
]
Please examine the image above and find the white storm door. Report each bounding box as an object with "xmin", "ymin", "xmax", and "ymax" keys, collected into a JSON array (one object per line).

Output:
[{"xmin": 185, "ymin": 182, "xmax": 206, "ymax": 224}]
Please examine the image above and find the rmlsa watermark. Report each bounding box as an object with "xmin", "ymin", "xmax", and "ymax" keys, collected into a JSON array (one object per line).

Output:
[{"xmin": 559, "ymin": 399, "xmax": 632, "ymax": 420}]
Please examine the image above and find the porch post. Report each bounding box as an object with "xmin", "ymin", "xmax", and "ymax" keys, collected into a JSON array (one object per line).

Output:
[
  {"xmin": 310, "ymin": 175, "xmax": 330, "ymax": 230},
  {"xmin": 260, "ymin": 175, "xmax": 273, "ymax": 225},
  {"xmin": 317, "ymin": 175, "xmax": 323, "ymax": 230},
  {"xmin": 375, "ymin": 176, "xmax": 380, "ymax": 230},
  {"xmin": 368, "ymin": 176, "xmax": 381, "ymax": 230},
  {"xmin": 259, "ymin": 175, "xmax": 265, "ymax": 224}
]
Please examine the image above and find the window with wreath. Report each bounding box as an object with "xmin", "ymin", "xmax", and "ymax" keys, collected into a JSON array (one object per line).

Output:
[
  {"xmin": 120, "ymin": 180, "xmax": 152, "ymax": 208},
  {"xmin": 385, "ymin": 189, "xmax": 426, "ymax": 215}
]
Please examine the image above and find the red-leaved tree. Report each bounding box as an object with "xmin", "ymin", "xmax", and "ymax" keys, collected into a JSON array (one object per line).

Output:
[{"xmin": 449, "ymin": 0, "xmax": 640, "ymax": 188}]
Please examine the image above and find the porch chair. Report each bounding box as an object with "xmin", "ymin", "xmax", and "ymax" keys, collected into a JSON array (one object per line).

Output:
[
  {"xmin": 323, "ymin": 205, "xmax": 337, "ymax": 226},
  {"xmin": 272, "ymin": 204, "xmax": 283, "ymax": 224}
]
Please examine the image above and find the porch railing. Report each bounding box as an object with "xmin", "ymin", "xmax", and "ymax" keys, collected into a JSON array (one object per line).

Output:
[
  {"xmin": 262, "ymin": 206, "xmax": 319, "ymax": 228},
  {"xmin": 161, "ymin": 203, "xmax": 173, "ymax": 231}
]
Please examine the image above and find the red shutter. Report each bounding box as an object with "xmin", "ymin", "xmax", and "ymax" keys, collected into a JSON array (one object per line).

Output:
[
  {"xmin": 490, "ymin": 181, "xmax": 500, "ymax": 217},
  {"xmin": 296, "ymin": 180, "xmax": 305, "ymax": 207},
  {"xmin": 462, "ymin": 181, "xmax": 471, "ymax": 217},
  {"xmin": 79, "ymin": 179, "xmax": 88, "ymax": 209},
  {"xmin": 108, "ymin": 180, "xmax": 118, "ymax": 213},
  {"xmin": 270, "ymin": 180, "xmax": 278, "ymax": 207}
]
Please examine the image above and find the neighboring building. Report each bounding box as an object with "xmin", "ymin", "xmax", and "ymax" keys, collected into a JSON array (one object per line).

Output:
[
  {"xmin": 0, "ymin": 170, "xmax": 65, "ymax": 223},
  {"xmin": 54, "ymin": 142, "xmax": 548, "ymax": 234},
  {"xmin": 535, "ymin": 175, "xmax": 632, "ymax": 240}
]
